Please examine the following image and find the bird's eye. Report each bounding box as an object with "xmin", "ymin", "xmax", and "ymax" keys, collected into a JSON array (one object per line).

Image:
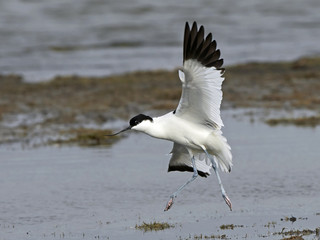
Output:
[{"xmin": 135, "ymin": 120, "xmax": 139, "ymax": 125}]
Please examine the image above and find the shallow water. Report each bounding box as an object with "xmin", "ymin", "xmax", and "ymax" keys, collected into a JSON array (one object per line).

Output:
[
  {"xmin": 0, "ymin": 0, "xmax": 320, "ymax": 81},
  {"xmin": 1, "ymin": 111, "xmax": 320, "ymax": 239}
]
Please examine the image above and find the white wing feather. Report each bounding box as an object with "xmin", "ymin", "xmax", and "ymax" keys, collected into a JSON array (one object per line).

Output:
[
  {"xmin": 167, "ymin": 22, "xmax": 232, "ymax": 175},
  {"xmin": 176, "ymin": 59, "xmax": 225, "ymax": 129},
  {"xmin": 168, "ymin": 143, "xmax": 212, "ymax": 177}
]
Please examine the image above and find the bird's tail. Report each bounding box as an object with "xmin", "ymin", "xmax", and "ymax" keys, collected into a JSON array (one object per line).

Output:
[{"xmin": 208, "ymin": 130, "xmax": 233, "ymax": 173}]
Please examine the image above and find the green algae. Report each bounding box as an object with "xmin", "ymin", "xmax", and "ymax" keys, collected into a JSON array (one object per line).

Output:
[
  {"xmin": 135, "ymin": 221, "xmax": 174, "ymax": 232},
  {"xmin": 1, "ymin": 56, "xmax": 320, "ymax": 146},
  {"xmin": 193, "ymin": 233, "xmax": 228, "ymax": 239},
  {"xmin": 266, "ymin": 115, "xmax": 320, "ymax": 127},
  {"xmin": 50, "ymin": 128, "xmax": 122, "ymax": 146},
  {"xmin": 220, "ymin": 224, "xmax": 244, "ymax": 230}
]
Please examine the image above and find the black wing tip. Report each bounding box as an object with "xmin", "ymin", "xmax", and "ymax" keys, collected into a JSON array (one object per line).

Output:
[
  {"xmin": 168, "ymin": 165, "xmax": 209, "ymax": 178},
  {"xmin": 183, "ymin": 21, "xmax": 224, "ymax": 70}
]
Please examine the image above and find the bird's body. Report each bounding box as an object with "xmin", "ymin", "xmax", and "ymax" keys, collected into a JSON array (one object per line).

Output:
[
  {"xmin": 136, "ymin": 111, "xmax": 211, "ymax": 147},
  {"xmin": 108, "ymin": 22, "xmax": 233, "ymax": 211},
  {"xmin": 134, "ymin": 111, "xmax": 232, "ymax": 174}
]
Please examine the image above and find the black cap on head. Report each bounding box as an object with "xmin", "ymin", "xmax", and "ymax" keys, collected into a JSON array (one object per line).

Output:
[{"xmin": 130, "ymin": 114, "xmax": 153, "ymax": 127}]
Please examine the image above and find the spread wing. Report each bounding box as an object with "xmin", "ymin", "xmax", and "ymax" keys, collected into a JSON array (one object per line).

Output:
[
  {"xmin": 175, "ymin": 22, "xmax": 225, "ymax": 129},
  {"xmin": 168, "ymin": 143, "xmax": 212, "ymax": 177}
]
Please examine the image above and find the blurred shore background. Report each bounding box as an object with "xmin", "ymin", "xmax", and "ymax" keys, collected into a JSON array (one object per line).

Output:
[
  {"xmin": 0, "ymin": 0, "xmax": 320, "ymax": 146},
  {"xmin": 0, "ymin": 0, "xmax": 319, "ymax": 81},
  {"xmin": 1, "ymin": 1, "xmax": 320, "ymax": 240}
]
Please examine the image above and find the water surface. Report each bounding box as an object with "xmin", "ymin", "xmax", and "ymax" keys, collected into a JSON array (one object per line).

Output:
[{"xmin": 1, "ymin": 111, "xmax": 319, "ymax": 239}]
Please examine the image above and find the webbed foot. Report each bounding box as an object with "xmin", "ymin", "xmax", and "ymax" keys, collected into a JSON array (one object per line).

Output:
[
  {"xmin": 223, "ymin": 194, "xmax": 232, "ymax": 211},
  {"xmin": 164, "ymin": 196, "xmax": 174, "ymax": 211}
]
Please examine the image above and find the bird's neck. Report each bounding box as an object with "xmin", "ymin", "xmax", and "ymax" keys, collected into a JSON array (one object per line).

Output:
[{"xmin": 140, "ymin": 115, "xmax": 170, "ymax": 140}]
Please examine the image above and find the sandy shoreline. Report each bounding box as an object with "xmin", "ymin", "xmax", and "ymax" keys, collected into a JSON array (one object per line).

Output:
[{"xmin": 0, "ymin": 56, "xmax": 319, "ymax": 146}]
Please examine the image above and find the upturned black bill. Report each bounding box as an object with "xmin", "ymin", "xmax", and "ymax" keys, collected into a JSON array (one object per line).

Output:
[{"xmin": 105, "ymin": 126, "xmax": 131, "ymax": 136}]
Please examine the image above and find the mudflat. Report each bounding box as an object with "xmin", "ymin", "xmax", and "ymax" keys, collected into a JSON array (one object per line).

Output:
[{"xmin": 1, "ymin": 57, "xmax": 319, "ymax": 146}]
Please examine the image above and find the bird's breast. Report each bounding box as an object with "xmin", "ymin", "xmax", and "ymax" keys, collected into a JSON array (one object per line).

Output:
[{"xmin": 157, "ymin": 117, "xmax": 210, "ymax": 150}]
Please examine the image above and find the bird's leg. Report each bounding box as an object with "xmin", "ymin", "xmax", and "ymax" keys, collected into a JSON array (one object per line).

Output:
[
  {"xmin": 203, "ymin": 149, "xmax": 232, "ymax": 211},
  {"xmin": 164, "ymin": 156, "xmax": 198, "ymax": 211}
]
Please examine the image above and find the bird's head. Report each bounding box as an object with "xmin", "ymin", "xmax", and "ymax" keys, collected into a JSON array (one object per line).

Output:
[
  {"xmin": 106, "ymin": 114, "xmax": 153, "ymax": 136},
  {"xmin": 129, "ymin": 114, "xmax": 153, "ymax": 131}
]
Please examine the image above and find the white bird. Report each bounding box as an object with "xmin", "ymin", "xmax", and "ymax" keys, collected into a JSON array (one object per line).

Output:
[{"xmin": 108, "ymin": 22, "xmax": 232, "ymax": 211}]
